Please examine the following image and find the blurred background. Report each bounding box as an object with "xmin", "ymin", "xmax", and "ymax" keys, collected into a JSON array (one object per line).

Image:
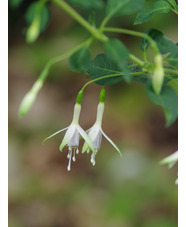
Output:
[{"xmin": 9, "ymin": 1, "xmax": 178, "ymax": 226}]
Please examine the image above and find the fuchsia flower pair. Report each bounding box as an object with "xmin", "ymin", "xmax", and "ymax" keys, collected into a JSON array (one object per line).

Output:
[{"xmin": 43, "ymin": 102, "xmax": 121, "ymax": 171}]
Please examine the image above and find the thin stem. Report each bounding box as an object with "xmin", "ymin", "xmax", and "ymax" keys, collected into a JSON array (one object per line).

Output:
[
  {"xmin": 103, "ymin": 27, "xmax": 160, "ymax": 54},
  {"xmin": 129, "ymin": 54, "xmax": 145, "ymax": 68},
  {"xmin": 81, "ymin": 71, "xmax": 146, "ymax": 91},
  {"xmin": 164, "ymin": 68, "xmax": 178, "ymax": 76},
  {"xmin": 39, "ymin": 37, "xmax": 93, "ymax": 82},
  {"xmin": 100, "ymin": 16, "xmax": 111, "ymax": 31},
  {"xmin": 18, "ymin": 38, "xmax": 93, "ymax": 117},
  {"xmin": 143, "ymin": 50, "xmax": 148, "ymax": 62},
  {"xmin": 128, "ymin": 64, "xmax": 139, "ymax": 68},
  {"xmin": 52, "ymin": 0, "xmax": 108, "ymax": 42},
  {"xmin": 171, "ymin": 8, "xmax": 178, "ymax": 15}
]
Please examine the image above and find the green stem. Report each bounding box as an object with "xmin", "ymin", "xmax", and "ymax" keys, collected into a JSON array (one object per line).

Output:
[
  {"xmin": 52, "ymin": 0, "xmax": 108, "ymax": 42},
  {"xmin": 26, "ymin": 0, "xmax": 49, "ymax": 43},
  {"xmin": 128, "ymin": 64, "xmax": 139, "ymax": 68},
  {"xmin": 18, "ymin": 38, "xmax": 93, "ymax": 117},
  {"xmin": 81, "ymin": 74, "xmax": 122, "ymax": 91},
  {"xmin": 40, "ymin": 37, "xmax": 93, "ymax": 82},
  {"xmin": 81, "ymin": 71, "xmax": 146, "ymax": 91},
  {"xmin": 100, "ymin": 15, "xmax": 112, "ymax": 31},
  {"xmin": 143, "ymin": 50, "xmax": 148, "ymax": 62},
  {"xmin": 171, "ymin": 8, "xmax": 178, "ymax": 15},
  {"xmin": 129, "ymin": 54, "xmax": 178, "ymax": 76},
  {"xmin": 164, "ymin": 68, "xmax": 178, "ymax": 76},
  {"xmin": 129, "ymin": 54, "xmax": 145, "ymax": 68},
  {"xmin": 103, "ymin": 27, "xmax": 160, "ymax": 55}
]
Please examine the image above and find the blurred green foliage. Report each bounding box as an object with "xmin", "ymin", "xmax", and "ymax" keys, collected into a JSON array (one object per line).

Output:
[{"xmin": 9, "ymin": 0, "xmax": 177, "ymax": 226}]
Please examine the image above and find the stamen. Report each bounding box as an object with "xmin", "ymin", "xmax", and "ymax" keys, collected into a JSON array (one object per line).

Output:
[
  {"xmin": 87, "ymin": 148, "xmax": 90, "ymax": 154},
  {"xmin": 67, "ymin": 147, "xmax": 72, "ymax": 159},
  {"xmin": 76, "ymin": 148, "xmax": 79, "ymax": 154},
  {"xmin": 72, "ymin": 148, "xmax": 76, "ymax": 162},
  {"xmin": 90, "ymin": 153, "xmax": 96, "ymax": 166},
  {"xmin": 67, "ymin": 149, "xmax": 72, "ymax": 171}
]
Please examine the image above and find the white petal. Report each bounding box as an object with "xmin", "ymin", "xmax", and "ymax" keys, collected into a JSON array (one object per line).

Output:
[
  {"xmin": 93, "ymin": 132, "xmax": 102, "ymax": 150},
  {"xmin": 159, "ymin": 151, "xmax": 178, "ymax": 167},
  {"xmin": 101, "ymin": 129, "xmax": 122, "ymax": 157},
  {"xmin": 42, "ymin": 127, "xmax": 69, "ymax": 144},
  {"xmin": 86, "ymin": 126, "xmax": 93, "ymax": 133},
  {"xmin": 59, "ymin": 125, "xmax": 76, "ymax": 151},
  {"xmin": 82, "ymin": 125, "xmax": 99, "ymax": 153},
  {"xmin": 67, "ymin": 128, "xmax": 79, "ymax": 147},
  {"xmin": 88, "ymin": 124, "xmax": 101, "ymax": 141},
  {"xmin": 76, "ymin": 125, "xmax": 96, "ymax": 154}
]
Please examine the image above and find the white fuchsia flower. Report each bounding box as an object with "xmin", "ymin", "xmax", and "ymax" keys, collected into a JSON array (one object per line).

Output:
[
  {"xmin": 82, "ymin": 102, "xmax": 121, "ymax": 166},
  {"xmin": 43, "ymin": 103, "xmax": 95, "ymax": 171},
  {"xmin": 159, "ymin": 150, "xmax": 178, "ymax": 184}
]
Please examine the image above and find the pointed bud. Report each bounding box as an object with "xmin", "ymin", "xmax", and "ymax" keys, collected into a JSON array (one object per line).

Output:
[
  {"xmin": 18, "ymin": 80, "xmax": 43, "ymax": 117},
  {"xmin": 26, "ymin": 19, "xmax": 40, "ymax": 43},
  {"xmin": 152, "ymin": 54, "xmax": 164, "ymax": 95}
]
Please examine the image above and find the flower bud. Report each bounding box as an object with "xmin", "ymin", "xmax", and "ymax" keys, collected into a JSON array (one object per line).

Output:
[
  {"xmin": 18, "ymin": 80, "xmax": 43, "ymax": 117},
  {"xmin": 26, "ymin": 19, "xmax": 40, "ymax": 43},
  {"xmin": 152, "ymin": 54, "xmax": 164, "ymax": 95}
]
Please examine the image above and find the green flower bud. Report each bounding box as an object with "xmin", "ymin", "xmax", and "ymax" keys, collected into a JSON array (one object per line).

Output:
[
  {"xmin": 152, "ymin": 54, "xmax": 164, "ymax": 95},
  {"xmin": 26, "ymin": 19, "xmax": 40, "ymax": 43},
  {"xmin": 18, "ymin": 80, "xmax": 43, "ymax": 117}
]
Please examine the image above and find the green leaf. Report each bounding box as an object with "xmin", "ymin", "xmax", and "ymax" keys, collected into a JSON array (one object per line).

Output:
[
  {"xmin": 106, "ymin": 0, "xmax": 145, "ymax": 18},
  {"xmin": 69, "ymin": 47, "xmax": 92, "ymax": 73},
  {"xmin": 140, "ymin": 29, "xmax": 178, "ymax": 67},
  {"xmin": 146, "ymin": 85, "xmax": 178, "ymax": 126},
  {"xmin": 67, "ymin": 0, "xmax": 105, "ymax": 10},
  {"xmin": 104, "ymin": 39, "xmax": 130, "ymax": 82},
  {"xmin": 167, "ymin": 78, "xmax": 178, "ymax": 93},
  {"xmin": 9, "ymin": 0, "xmax": 23, "ymax": 8},
  {"xmin": 128, "ymin": 63, "xmax": 150, "ymax": 84},
  {"xmin": 25, "ymin": 2, "xmax": 50, "ymax": 33},
  {"xmin": 166, "ymin": 0, "xmax": 177, "ymax": 8},
  {"xmin": 165, "ymin": 43, "xmax": 178, "ymax": 68},
  {"xmin": 86, "ymin": 53, "xmax": 123, "ymax": 85},
  {"xmin": 134, "ymin": 0, "xmax": 172, "ymax": 25},
  {"xmin": 140, "ymin": 29, "xmax": 177, "ymax": 53}
]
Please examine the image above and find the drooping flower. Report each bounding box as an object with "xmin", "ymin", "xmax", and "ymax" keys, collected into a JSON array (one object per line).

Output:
[
  {"xmin": 82, "ymin": 102, "xmax": 121, "ymax": 166},
  {"xmin": 159, "ymin": 150, "xmax": 178, "ymax": 184},
  {"xmin": 43, "ymin": 103, "xmax": 95, "ymax": 171}
]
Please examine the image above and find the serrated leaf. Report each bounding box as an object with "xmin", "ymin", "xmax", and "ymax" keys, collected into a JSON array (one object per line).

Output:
[
  {"xmin": 86, "ymin": 53, "xmax": 124, "ymax": 85},
  {"xmin": 165, "ymin": 44, "xmax": 178, "ymax": 68},
  {"xmin": 140, "ymin": 29, "xmax": 178, "ymax": 67},
  {"xmin": 146, "ymin": 85, "xmax": 178, "ymax": 126},
  {"xmin": 134, "ymin": 0, "xmax": 171, "ymax": 25},
  {"xmin": 67, "ymin": 0, "xmax": 105, "ymax": 10},
  {"xmin": 140, "ymin": 29, "xmax": 178, "ymax": 54},
  {"xmin": 104, "ymin": 39, "xmax": 130, "ymax": 82},
  {"xmin": 69, "ymin": 47, "xmax": 92, "ymax": 73},
  {"xmin": 25, "ymin": 2, "xmax": 50, "ymax": 33},
  {"xmin": 106, "ymin": 0, "xmax": 145, "ymax": 18}
]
